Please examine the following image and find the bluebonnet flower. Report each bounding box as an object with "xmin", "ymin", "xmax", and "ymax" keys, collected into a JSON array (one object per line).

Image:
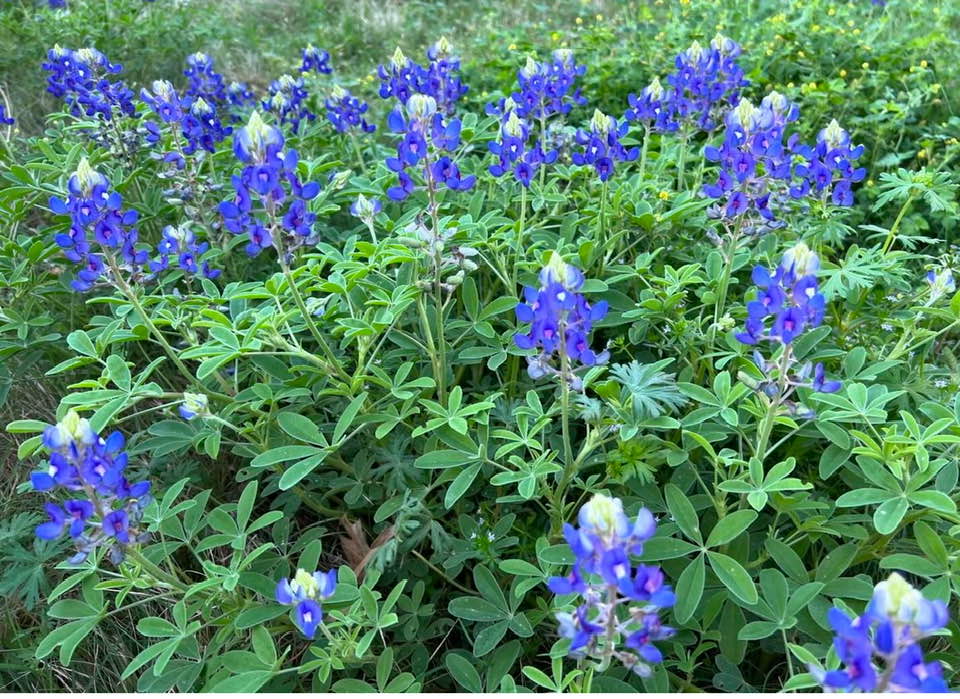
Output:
[
  {"xmin": 625, "ymin": 76, "xmax": 678, "ymax": 133},
  {"xmin": 815, "ymin": 573, "xmax": 949, "ymax": 692},
  {"xmin": 702, "ymin": 95, "xmax": 799, "ymax": 232},
  {"xmin": 226, "ymin": 81, "xmax": 257, "ymax": 121},
  {"xmin": 30, "ymin": 410, "xmax": 151, "ymax": 564},
  {"xmin": 422, "ymin": 37, "xmax": 468, "ymax": 115},
  {"xmin": 504, "ymin": 49, "xmax": 587, "ymax": 123},
  {"xmin": 300, "ymin": 44, "xmax": 332, "ymax": 75},
  {"xmin": 350, "ymin": 193, "xmax": 382, "ymax": 243},
  {"xmin": 514, "ymin": 253, "xmax": 609, "ymax": 388},
  {"xmin": 666, "ymin": 34, "xmax": 749, "ymax": 133},
  {"xmin": 736, "ymin": 243, "xmax": 841, "ymax": 413},
  {"xmin": 0, "ymin": 104, "xmax": 13, "ymax": 125},
  {"xmin": 42, "ymin": 45, "xmax": 136, "ymax": 121},
  {"xmin": 792, "ymin": 119, "xmax": 866, "ymax": 206},
  {"xmin": 378, "ymin": 47, "xmax": 422, "ymax": 105},
  {"xmin": 925, "ymin": 268, "xmax": 955, "ymax": 305},
  {"xmin": 178, "ymin": 392, "xmax": 210, "ymax": 420},
  {"xmin": 141, "ymin": 80, "xmax": 231, "ymax": 158},
  {"xmin": 385, "ymin": 94, "xmax": 475, "ymax": 202},
  {"xmin": 150, "ymin": 224, "xmax": 220, "ymax": 280},
  {"xmin": 325, "ymin": 85, "xmax": 376, "ymax": 134},
  {"xmin": 275, "ymin": 568, "xmax": 338, "ymax": 639},
  {"xmin": 218, "ymin": 111, "xmax": 321, "ymax": 259},
  {"xmin": 263, "ymin": 74, "xmax": 315, "ymax": 134},
  {"xmin": 572, "ymin": 109, "xmax": 639, "ymax": 181},
  {"xmin": 377, "ymin": 41, "xmax": 467, "ymax": 115},
  {"xmin": 184, "ymin": 52, "xmax": 227, "ymax": 105},
  {"xmin": 49, "ymin": 158, "xmax": 148, "ymax": 291},
  {"xmin": 547, "ymin": 493, "xmax": 674, "ymax": 677},
  {"xmin": 488, "ymin": 103, "xmax": 556, "ymax": 187}
]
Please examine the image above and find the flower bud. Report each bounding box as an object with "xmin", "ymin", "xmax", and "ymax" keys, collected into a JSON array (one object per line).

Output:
[
  {"xmin": 781, "ymin": 241, "xmax": 820, "ymax": 277},
  {"xmin": 406, "ymin": 94, "xmax": 437, "ymax": 121}
]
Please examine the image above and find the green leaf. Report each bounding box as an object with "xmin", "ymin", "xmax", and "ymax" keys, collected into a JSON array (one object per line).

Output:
[
  {"xmin": 105, "ymin": 355, "xmax": 131, "ymax": 391},
  {"xmin": 737, "ymin": 620, "xmax": 778, "ymax": 640},
  {"xmin": 414, "ymin": 450, "xmax": 475, "ymax": 469},
  {"xmin": 673, "ymin": 555, "xmax": 705, "ymax": 624},
  {"xmin": 521, "ymin": 666, "xmax": 557, "ymax": 691},
  {"xmin": 473, "ymin": 620, "xmax": 509, "ymax": 657},
  {"xmin": 664, "ymin": 483, "xmax": 703, "ymax": 544},
  {"xmin": 250, "ymin": 445, "xmax": 322, "ymax": 467},
  {"xmin": 908, "ymin": 490, "xmax": 957, "ymax": 514},
  {"xmin": 333, "ymin": 392, "xmax": 368, "ymax": 443},
  {"xmin": 815, "ymin": 543, "xmax": 858, "ymax": 582},
  {"xmin": 707, "ymin": 552, "xmax": 758, "ymax": 604},
  {"xmin": 879, "ymin": 554, "xmax": 943, "ymax": 578},
  {"xmin": 208, "ymin": 670, "xmax": 275, "ymax": 693},
  {"xmin": 874, "ymin": 497, "xmax": 909, "ymax": 535},
  {"xmin": 705, "ymin": 510, "xmax": 757, "ymax": 548},
  {"xmin": 639, "ymin": 537, "xmax": 701, "ymax": 560},
  {"xmin": 278, "ymin": 453, "xmax": 327, "ymax": 490},
  {"xmin": 445, "ymin": 463, "xmax": 481, "ymax": 509},
  {"xmin": 765, "ymin": 538, "xmax": 808, "ymax": 583},
  {"xmin": 67, "ymin": 329, "xmax": 97, "ymax": 357},
  {"xmin": 445, "ymin": 654, "xmax": 482, "ymax": 693},
  {"xmin": 277, "ymin": 413, "xmax": 326, "ymax": 445},
  {"xmin": 448, "ymin": 596, "xmax": 506, "ymax": 622}
]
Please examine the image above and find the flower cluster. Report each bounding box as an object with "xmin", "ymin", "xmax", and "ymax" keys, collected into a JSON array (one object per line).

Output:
[
  {"xmin": 792, "ymin": 119, "xmax": 866, "ymax": 206},
  {"xmin": 736, "ymin": 242, "xmax": 825, "ymax": 346},
  {"xmin": 50, "ymin": 158, "xmax": 148, "ymax": 291},
  {"xmin": 42, "ymin": 45, "xmax": 136, "ymax": 121},
  {"xmin": 179, "ymin": 392, "xmax": 210, "ymax": 420},
  {"xmin": 422, "ymin": 37, "xmax": 468, "ymax": 115},
  {"xmin": 150, "ymin": 224, "xmax": 220, "ymax": 280},
  {"xmin": 816, "ymin": 573, "xmax": 949, "ymax": 692},
  {"xmin": 513, "ymin": 253, "xmax": 609, "ymax": 388},
  {"xmin": 226, "ymin": 81, "xmax": 257, "ymax": 118},
  {"xmin": 30, "ymin": 410, "xmax": 151, "ymax": 564},
  {"xmin": 385, "ymin": 94, "xmax": 474, "ymax": 202},
  {"xmin": 377, "ymin": 41, "xmax": 468, "ymax": 115},
  {"xmin": 572, "ymin": 109, "xmax": 639, "ymax": 181},
  {"xmin": 624, "ymin": 76, "xmax": 678, "ymax": 133},
  {"xmin": 547, "ymin": 494, "xmax": 675, "ymax": 677},
  {"xmin": 263, "ymin": 74, "xmax": 315, "ymax": 133},
  {"xmin": 300, "ymin": 44, "xmax": 332, "ymax": 75},
  {"xmin": 184, "ymin": 52, "xmax": 227, "ymax": 105},
  {"xmin": 275, "ymin": 568, "xmax": 338, "ymax": 639},
  {"xmin": 488, "ymin": 103, "xmax": 556, "ymax": 187},
  {"xmin": 141, "ymin": 80, "xmax": 231, "ymax": 159},
  {"xmin": 350, "ymin": 193, "xmax": 383, "ymax": 241},
  {"xmin": 666, "ymin": 34, "xmax": 749, "ymax": 132},
  {"xmin": 219, "ymin": 111, "xmax": 321, "ymax": 258},
  {"xmin": 702, "ymin": 95, "xmax": 799, "ymax": 231},
  {"xmin": 325, "ymin": 85, "xmax": 376, "ymax": 134},
  {"xmin": 736, "ymin": 243, "xmax": 841, "ymax": 411},
  {"xmin": 508, "ymin": 49, "xmax": 587, "ymax": 122},
  {"xmin": 925, "ymin": 268, "xmax": 956, "ymax": 305}
]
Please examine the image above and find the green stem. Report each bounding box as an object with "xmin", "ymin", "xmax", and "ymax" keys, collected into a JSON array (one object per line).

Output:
[
  {"xmin": 511, "ymin": 186, "xmax": 528, "ymax": 290},
  {"xmin": 755, "ymin": 345, "xmax": 792, "ymax": 460},
  {"xmin": 676, "ymin": 129, "xmax": 690, "ymax": 190},
  {"xmin": 125, "ymin": 547, "xmax": 188, "ymax": 593},
  {"xmin": 638, "ymin": 124, "xmax": 651, "ymax": 187},
  {"xmin": 707, "ymin": 230, "xmax": 740, "ymax": 352},
  {"xmin": 880, "ymin": 192, "xmax": 917, "ymax": 254},
  {"xmin": 278, "ymin": 260, "xmax": 350, "ymax": 383},
  {"xmin": 349, "ymin": 131, "xmax": 369, "ymax": 176},
  {"xmin": 109, "ymin": 259, "xmax": 232, "ymax": 401}
]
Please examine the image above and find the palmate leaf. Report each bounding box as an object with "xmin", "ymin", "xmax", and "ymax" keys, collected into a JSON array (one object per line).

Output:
[
  {"xmin": 820, "ymin": 245, "xmax": 908, "ymax": 299},
  {"xmin": 610, "ymin": 359, "xmax": 687, "ymax": 419}
]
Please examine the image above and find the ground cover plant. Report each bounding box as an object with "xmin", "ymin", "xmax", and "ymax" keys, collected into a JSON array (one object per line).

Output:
[{"xmin": 0, "ymin": 0, "xmax": 959, "ymax": 692}]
